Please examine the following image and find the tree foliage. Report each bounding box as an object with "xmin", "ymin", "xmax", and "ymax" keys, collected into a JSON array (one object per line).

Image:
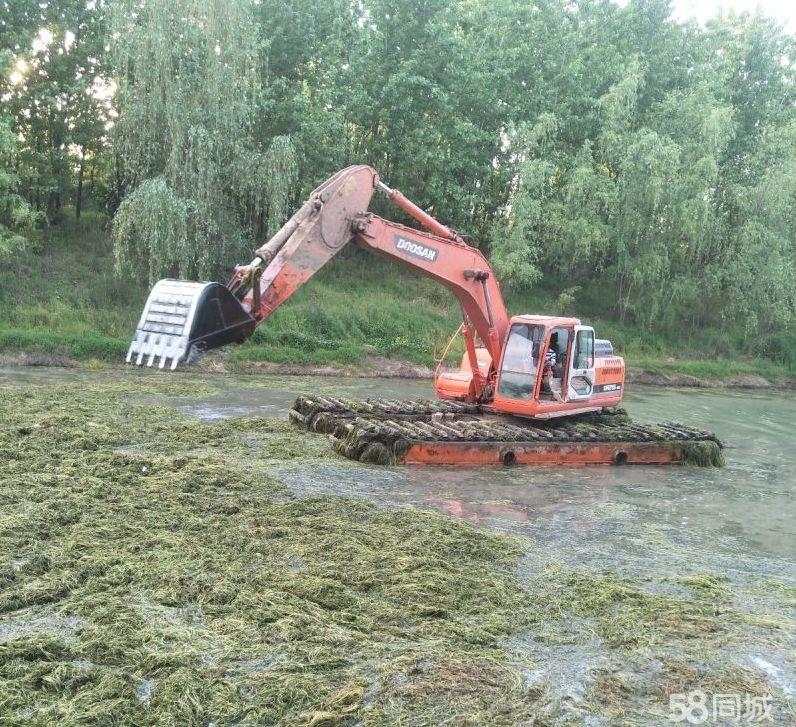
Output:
[
  {"xmin": 1, "ymin": 0, "xmax": 109, "ymax": 223},
  {"xmin": 489, "ymin": 4, "xmax": 795, "ymax": 351},
  {"xmin": 110, "ymin": 0, "xmax": 291, "ymax": 281},
  {"xmin": 4, "ymin": 0, "xmax": 795, "ymax": 354},
  {"xmin": 0, "ymin": 115, "xmax": 37, "ymax": 257},
  {"xmin": 262, "ymin": 136, "xmax": 298, "ymax": 237},
  {"xmin": 0, "ymin": 43, "xmax": 36, "ymax": 255}
]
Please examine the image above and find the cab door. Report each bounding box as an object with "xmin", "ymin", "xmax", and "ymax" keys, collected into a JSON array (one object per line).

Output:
[
  {"xmin": 567, "ymin": 325, "xmax": 596, "ymax": 401},
  {"xmin": 495, "ymin": 323, "xmax": 545, "ymax": 402}
]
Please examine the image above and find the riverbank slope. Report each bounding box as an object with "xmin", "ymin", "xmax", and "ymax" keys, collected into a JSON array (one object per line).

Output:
[{"xmin": 2, "ymin": 214, "xmax": 792, "ymax": 389}]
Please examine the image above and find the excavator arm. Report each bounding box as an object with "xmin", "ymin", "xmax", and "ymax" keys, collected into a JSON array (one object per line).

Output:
[{"xmin": 127, "ymin": 165, "xmax": 509, "ymax": 398}]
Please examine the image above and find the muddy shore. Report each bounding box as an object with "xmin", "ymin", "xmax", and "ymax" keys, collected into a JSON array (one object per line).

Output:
[{"xmin": 2, "ymin": 350, "xmax": 791, "ymax": 391}]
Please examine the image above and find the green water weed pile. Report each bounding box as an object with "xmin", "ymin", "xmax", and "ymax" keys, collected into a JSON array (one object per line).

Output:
[
  {"xmin": 0, "ymin": 374, "xmax": 789, "ymax": 724},
  {"xmin": 0, "ymin": 378, "xmax": 538, "ymax": 724}
]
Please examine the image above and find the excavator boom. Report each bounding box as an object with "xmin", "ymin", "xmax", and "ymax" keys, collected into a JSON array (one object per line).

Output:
[
  {"xmin": 128, "ymin": 165, "xmax": 508, "ymax": 397},
  {"xmin": 127, "ymin": 166, "xmax": 374, "ymax": 369}
]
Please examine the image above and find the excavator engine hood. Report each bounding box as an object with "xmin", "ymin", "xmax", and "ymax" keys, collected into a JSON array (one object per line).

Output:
[{"xmin": 126, "ymin": 279, "xmax": 255, "ymax": 369}]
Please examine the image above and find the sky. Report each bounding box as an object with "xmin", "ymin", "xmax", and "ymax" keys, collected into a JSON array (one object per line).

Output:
[{"xmin": 670, "ymin": 0, "xmax": 796, "ymax": 31}]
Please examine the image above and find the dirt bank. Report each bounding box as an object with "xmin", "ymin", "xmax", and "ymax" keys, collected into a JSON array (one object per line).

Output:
[
  {"xmin": 625, "ymin": 369, "xmax": 786, "ymax": 390},
  {"xmin": 1, "ymin": 350, "xmax": 792, "ymax": 391}
]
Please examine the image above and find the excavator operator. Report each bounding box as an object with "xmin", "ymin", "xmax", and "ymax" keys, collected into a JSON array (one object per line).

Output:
[{"xmin": 543, "ymin": 332, "xmax": 565, "ymax": 402}]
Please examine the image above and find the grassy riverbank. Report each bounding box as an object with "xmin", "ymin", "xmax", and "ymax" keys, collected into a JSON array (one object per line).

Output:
[
  {"xmin": 1, "ymin": 214, "xmax": 792, "ymax": 385},
  {"xmin": 1, "ymin": 372, "xmax": 791, "ymax": 723}
]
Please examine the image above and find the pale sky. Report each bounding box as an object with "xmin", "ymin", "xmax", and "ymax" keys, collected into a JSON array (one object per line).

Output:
[{"xmin": 670, "ymin": 0, "xmax": 796, "ymax": 31}]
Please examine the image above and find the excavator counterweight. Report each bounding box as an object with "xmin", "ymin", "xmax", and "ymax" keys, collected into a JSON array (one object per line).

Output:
[{"xmin": 125, "ymin": 165, "xmax": 723, "ymax": 466}]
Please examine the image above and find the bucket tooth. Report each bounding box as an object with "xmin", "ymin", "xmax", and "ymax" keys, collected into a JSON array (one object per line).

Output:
[{"xmin": 126, "ymin": 279, "xmax": 256, "ymax": 368}]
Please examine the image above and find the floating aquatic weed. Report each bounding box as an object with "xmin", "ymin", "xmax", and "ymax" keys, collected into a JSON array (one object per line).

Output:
[
  {"xmin": 526, "ymin": 566, "xmax": 732, "ymax": 649},
  {"xmin": 0, "ymin": 378, "xmax": 541, "ymax": 722},
  {"xmin": 0, "ymin": 376, "xmax": 787, "ymax": 723},
  {"xmin": 681, "ymin": 440, "xmax": 725, "ymax": 467}
]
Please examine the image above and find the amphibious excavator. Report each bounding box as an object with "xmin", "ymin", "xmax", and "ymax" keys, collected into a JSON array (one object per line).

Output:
[{"xmin": 127, "ymin": 165, "xmax": 722, "ymax": 466}]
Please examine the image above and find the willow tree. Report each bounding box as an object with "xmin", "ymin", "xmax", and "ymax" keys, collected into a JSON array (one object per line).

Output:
[
  {"xmin": 0, "ymin": 114, "xmax": 37, "ymax": 259},
  {"xmin": 111, "ymin": 0, "xmax": 297, "ymax": 282},
  {"xmin": 490, "ymin": 10, "xmax": 795, "ymax": 352},
  {"xmin": 261, "ymin": 135, "xmax": 298, "ymax": 238}
]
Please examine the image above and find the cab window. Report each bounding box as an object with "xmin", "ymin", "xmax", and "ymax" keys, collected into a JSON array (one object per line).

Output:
[
  {"xmin": 548, "ymin": 327, "xmax": 570, "ymax": 370},
  {"xmin": 498, "ymin": 323, "xmax": 545, "ymax": 399},
  {"xmin": 573, "ymin": 329, "xmax": 594, "ymax": 369}
]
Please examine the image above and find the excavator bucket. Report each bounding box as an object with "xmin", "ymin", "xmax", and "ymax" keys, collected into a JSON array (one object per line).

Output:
[
  {"xmin": 125, "ymin": 166, "xmax": 379, "ymax": 370},
  {"xmin": 126, "ymin": 279, "xmax": 255, "ymax": 369}
]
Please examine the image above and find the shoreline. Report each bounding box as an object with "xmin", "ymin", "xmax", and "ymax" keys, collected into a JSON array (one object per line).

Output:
[{"xmin": 1, "ymin": 351, "xmax": 792, "ymax": 391}]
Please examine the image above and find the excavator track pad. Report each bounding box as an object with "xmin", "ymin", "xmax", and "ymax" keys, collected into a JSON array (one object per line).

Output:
[
  {"xmin": 127, "ymin": 279, "xmax": 255, "ymax": 369},
  {"xmin": 289, "ymin": 395, "xmax": 724, "ymax": 467}
]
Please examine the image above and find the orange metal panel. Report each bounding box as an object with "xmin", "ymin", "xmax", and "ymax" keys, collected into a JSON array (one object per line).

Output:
[
  {"xmin": 401, "ymin": 441, "xmax": 685, "ymax": 466},
  {"xmin": 594, "ymin": 357, "xmax": 625, "ymax": 386}
]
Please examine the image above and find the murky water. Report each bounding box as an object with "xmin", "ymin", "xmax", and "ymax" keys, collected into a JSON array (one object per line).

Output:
[
  {"xmin": 5, "ymin": 366, "xmax": 792, "ymax": 575},
  {"xmin": 3, "ymin": 366, "xmax": 794, "ymax": 720},
  {"xmin": 140, "ymin": 373, "xmax": 432, "ymax": 421},
  {"xmin": 265, "ymin": 380, "xmax": 796, "ymax": 705},
  {"xmin": 168, "ymin": 370, "xmax": 796, "ymax": 717}
]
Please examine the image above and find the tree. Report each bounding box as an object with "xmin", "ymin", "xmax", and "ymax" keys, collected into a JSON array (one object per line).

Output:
[
  {"xmin": 0, "ymin": 116, "xmax": 37, "ymax": 258},
  {"xmin": 0, "ymin": 47, "xmax": 36, "ymax": 255},
  {"xmin": 110, "ymin": 0, "xmax": 294, "ymax": 282},
  {"xmin": 0, "ymin": 0, "xmax": 110, "ymax": 223},
  {"xmin": 340, "ymin": 0, "xmax": 506, "ymax": 236},
  {"xmin": 253, "ymin": 0, "xmax": 357, "ymax": 197},
  {"xmin": 488, "ymin": 1, "xmax": 794, "ymax": 352}
]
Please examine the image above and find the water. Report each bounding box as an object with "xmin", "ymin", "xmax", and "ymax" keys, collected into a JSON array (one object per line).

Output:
[
  {"xmin": 157, "ymin": 370, "xmax": 795, "ymax": 717},
  {"xmin": 267, "ymin": 381, "xmax": 795, "ymax": 709},
  {"xmin": 5, "ymin": 366, "xmax": 792, "ymax": 575},
  {"xmin": 140, "ymin": 373, "xmax": 431, "ymax": 421},
  {"xmin": 3, "ymin": 366, "xmax": 794, "ymax": 720}
]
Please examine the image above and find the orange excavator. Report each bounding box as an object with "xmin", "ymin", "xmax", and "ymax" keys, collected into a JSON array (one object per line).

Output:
[{"xmin": 127, "ymin": 166, "xmax": 722, "ymax": 466}]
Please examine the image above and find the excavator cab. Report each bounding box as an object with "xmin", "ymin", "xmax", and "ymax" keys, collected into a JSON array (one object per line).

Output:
[
  {"xmin": 489, "ymin": 316, "xmax": 609, "ymax": 418},
  {"xmin": 434, "ymin": 314, "xmax": 618, "ymax": 418}
]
